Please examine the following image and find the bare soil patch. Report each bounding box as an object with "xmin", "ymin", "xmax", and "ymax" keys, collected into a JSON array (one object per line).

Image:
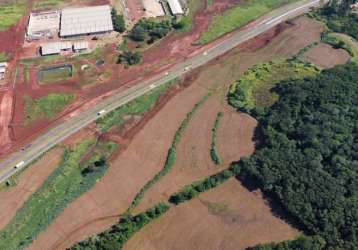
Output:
[
  {"xmin": 28, "ymin": 16, "xmax": 324, "ymax": 249},
  {"xmin": 303, "ymin": 43, "xmax": 351, "ymax": 68},
  {"xmin": 0, "ymin": 147, "xmax": 64, "ymax": 229},
  {"xmin": 125, "ymin": 178, "xmax": 299, "ymax": 250}
]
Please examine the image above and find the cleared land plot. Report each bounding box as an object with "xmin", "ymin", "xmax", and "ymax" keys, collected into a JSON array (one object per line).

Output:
[
  {"xmin": 0, "ymin": 147, "xmax": 64, "ymax": 229},
  {"xmin": 303, "ymin": 43, "xmax": 351, "ymax": 68},
  {"xmin": 24, "ymin": 93, "xmax": 75, "ymax": 125},
  {"xmin": 125, "ymin": 178, "xmax": 299, "ymax": 250},
  {"xmin": 29, "ymin": 16, "xmax": 324, "ymax": 249},
  {"xmin": 327, "ymin": 33, "xmax": 358, "ymax": 58}
]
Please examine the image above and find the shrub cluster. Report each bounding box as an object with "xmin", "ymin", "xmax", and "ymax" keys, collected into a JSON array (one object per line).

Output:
[
  {"xmin": 129, "ymin": 19, "xmax": 173, "ymax": 44},
  {"xmin": 117, "ymin": 51, "xmax": 142, "ymax": 66},
  {"xmin": 71, "ymin": 202, "xmax": 170, "ymax": 250},
  {"xmin": 169, "ymin": 164, "xmax": 241, "ymax": 205},
  {"xmin": 210, "ymin": 111, "xmax": 224, "ymax": 165},
  {"xmin": 127, "ymin": 94, "xmax": 210, "ymax": 212},
  {"xmin": 111, "ymin": 8, "xmax": 125, "ymax": 33}
]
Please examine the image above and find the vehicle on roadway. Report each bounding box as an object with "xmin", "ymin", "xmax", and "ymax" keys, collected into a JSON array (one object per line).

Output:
[
  {"xmin": 97, "ymin": 109, "xmax": 106, "ymax": 116},
  {"xmin": 14, "ymin": 161, "xmax": 25, "ymax": 169}
]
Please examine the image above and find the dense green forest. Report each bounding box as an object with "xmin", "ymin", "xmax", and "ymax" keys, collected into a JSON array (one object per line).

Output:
[
  {"xmin": 233, "ymin": 62, "xmax": 358, "ymax": 249},
  {"xmin": 316, "ymin": 0, "xmax": 358, "ymax": 40}
]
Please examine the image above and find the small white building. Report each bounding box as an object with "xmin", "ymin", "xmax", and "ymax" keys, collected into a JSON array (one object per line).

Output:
[
  {"xmin": 143, "ymin": 0, "xmax": 165, "ymax": 18},
  {"xmin": 40, "ymin": 41, "xmax": 72, "ymax": 55},
  {"xmin": 0, "ymin": 62, "xmax": 8, "ymax": 80},
  {"xmin": 27, "ymin": 11, "xmax": 60, "ymax": 40},
  {"xmin": 73, "ymin": 41, "xmax": 89, "ymax": 52},
  {"xmin": 167, "ymin": 0, "xmax": 184, "ymax": 16}
]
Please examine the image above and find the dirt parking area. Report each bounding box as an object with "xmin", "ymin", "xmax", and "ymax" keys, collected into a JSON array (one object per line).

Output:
[
  {"xmin": 303, "ymin": 43, "xmax": 351, "ymax": 68},
  {"xmin": 27, "ymin": 16, "xmax": 324, "ymax": 249},
  {"xmin": 0, "ymin": 147, "xmax": 64, "ymax": 229},
  {"xmin": 126, "ymin": 178, "xmax": 299, "ymax": 250}
]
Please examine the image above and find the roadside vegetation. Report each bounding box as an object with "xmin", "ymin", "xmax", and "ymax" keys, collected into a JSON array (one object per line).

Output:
[
  {"xmin": 0, "ymin": 140, "xmax": 117, "ymax": 249},
  {"xmin": 0, "ymin": 0, "xmax": 26, "ymax": 31},
  {"xmin": 199, "ymin": 0, "xmax": 297, "ymax": 44},
  {"xmin": 24, "ymin": 93, "xmax": 75, "ymax": 124},
  {"xmin": 233, "ymin": 62, "xmax": 358, "ymax": 249},
  {"xmin": 169, "ymin": 164, "xmax": 241, "ymax": 204},
  {"xmin": 127, "ymin": 94, "xmax": 210, "ymax": 212},
  {"xmin": 71, "ymin": 202, "xmax": 170, "ymax": 249},
  {"xmin": 97, "ymin": 80, "xmax": 177, "ymax": 132},
  {"xmin": 210, "ymin": 111, "xmax": 224, "ymax": 165},
  {"xmin": 228, "ymin": 60, "xmax": 319, "ymax": 114}
]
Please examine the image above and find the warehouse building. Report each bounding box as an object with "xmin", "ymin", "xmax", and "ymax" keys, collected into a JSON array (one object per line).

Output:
[
  {"xmin": 60, "ymin": 5, "xmax": 114, "ymax": 38},
  {"xmin": 26, "ymin": 11, "xmax": 60, "ymax": 40}
]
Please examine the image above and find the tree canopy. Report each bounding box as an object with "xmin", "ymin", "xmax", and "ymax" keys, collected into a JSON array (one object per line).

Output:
[{"xmin": 234, "ymin": 62, "xmax": 358, "ymax": 249}]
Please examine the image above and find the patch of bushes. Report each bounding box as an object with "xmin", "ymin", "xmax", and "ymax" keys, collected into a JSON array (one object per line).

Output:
[
  {"xmin": 129, "ymin": 19, "xmax": 173, "ymax": 44},
  {"xmin": 71, "ymin": 202, "xmax": 170, "ymax": 250},
  {"xmin": 117, "ymin": 51, "xmax": 142, "ymax": 66},
  {"xmin": 228, "ymin": 60, "xmax": 319, "ymax": 115},
  {"xmin": 0, "ymin": 140, "xmax": 116, "ymax": 249},
  {"xmin": 251, "ymin": 235, "xmax": 327, "ymax": 250},
  {"xmin": 210, "ymin": 111, "xmax": 224, "ymax": 165},
  {"xmin": 169, "ymin": 164, "xmax": 241, "ymax": 204},
  {"xmin": 127, "ymin": 94, "xmax": 210, "ymax": 212},
  {"xmin": 111, "ymin": 8, "xmax": 126, "ymax": 33}
]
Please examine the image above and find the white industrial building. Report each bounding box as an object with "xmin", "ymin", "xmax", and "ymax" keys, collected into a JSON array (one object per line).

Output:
[
  {"xmin": 60, "ymin": 5, "xmax": 113, "ymax": 38},
  {"xmin": 167, "ymin": 0, "xmax": 184, "ymax": 15},
  {"xmin": 40, "ymin": 41, "xmax": 89, "ymax": 55},
  {"xmin": 26, "ymin": 11, "xmax": 60, "ymax": 40}
]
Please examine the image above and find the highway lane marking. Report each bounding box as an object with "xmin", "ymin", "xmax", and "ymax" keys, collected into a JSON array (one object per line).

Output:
[{"xmin": 265, "ymin": 0, "xmax": 320, "ymax": 25}]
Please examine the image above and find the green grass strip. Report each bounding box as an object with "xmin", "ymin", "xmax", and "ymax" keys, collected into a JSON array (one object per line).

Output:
[
  {"xmin": 127, "ymin": 94, "xmax": 210, "ymax": 212},
  {"xmin": 199, "ymin": 0, "xmax": 297, "ymax": 44},
  {"xmin": 97, "ymin": 80, "xmax": 177, "ymax": 132},
  {"xmin": 210, "ymin": 111, "xmax": 224, "ymax": 165},
  {"xmin": 0, "ymin": 140, "xmax": 116, "ymax": 250}
]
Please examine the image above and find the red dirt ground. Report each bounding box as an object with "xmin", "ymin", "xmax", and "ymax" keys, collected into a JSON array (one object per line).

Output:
[
  {"xmin": 0, "ymin": 91, "xmax": 14, "ymax": 152},
  {"xmin": 125, "ymin": 179, "xmax": 300, "ymax": 250},
  {"xmin": 0, "ymin": 147, "xmax": 64, "ymax": 229},
  {"xmin": 28, "ymin": 16, "xmax": 324, "ymax": 249},
  {"xmin": 303, "ymin": 43, "xmax": 351, "ymax": 68}
]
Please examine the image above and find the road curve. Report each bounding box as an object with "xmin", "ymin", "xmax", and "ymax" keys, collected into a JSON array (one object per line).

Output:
[{"xmin": 0, "ymin": 0, "xmax": 320, "ymax": 183}]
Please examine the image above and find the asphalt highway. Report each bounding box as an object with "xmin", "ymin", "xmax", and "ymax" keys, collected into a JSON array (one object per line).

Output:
[{"xmin": 0, "ymin": 0, "xmax": 321, "ymax": 183}]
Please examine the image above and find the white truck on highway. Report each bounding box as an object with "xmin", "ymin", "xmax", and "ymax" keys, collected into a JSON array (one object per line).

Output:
[
  {"xmin": 97, "ymin": 109, "xmax": 106, "ymax": 116},
  {"xmin": 14, "ymin": 161, "xmax": 25, "ymax": 169}
]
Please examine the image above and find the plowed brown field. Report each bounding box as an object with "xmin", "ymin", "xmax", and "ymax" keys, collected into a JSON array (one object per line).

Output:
[{"xmin": 126, "ymin": 179, "xmax": 299, "ymax": 250}]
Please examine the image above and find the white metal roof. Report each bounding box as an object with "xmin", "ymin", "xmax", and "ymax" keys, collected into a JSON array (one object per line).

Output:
[
  {"xmin": 0, "ymin": 68, "xmax": 6, "ymax": 73},
  {"xmin": 60, "ymin": 5, "xmax": 113, "ymax": 37},
  {"xmin": 73, "ymin": 41, "xmax": 89, "ymax": 50},
  {"xmin": 27, "ymin": 11, "xmax": 60, "ymax": 36},
  {"xmin": 0, "ymin": 62, "xmax": 8, "ymax": 67},
  {"xmin": 41, "ymin": 41, "xmax": 72, "ymax": 55},
  {"xmin": 143, "ymin": 0, "xmax": 165, "ymax": 18},
  {"xmin": 167, "ymin": 0, "xmax": 184, "ymax": 15}
]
